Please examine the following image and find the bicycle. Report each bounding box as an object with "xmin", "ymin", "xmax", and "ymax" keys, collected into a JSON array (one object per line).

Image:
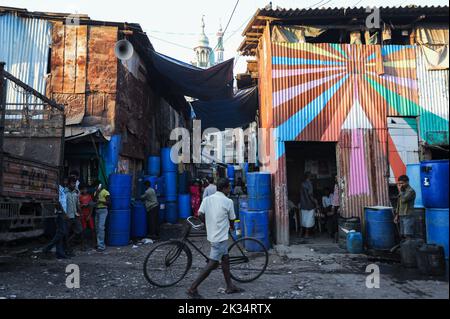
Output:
[{"xmin": 143, "ymin": 216, "xmax": 269, "ymax": 287}]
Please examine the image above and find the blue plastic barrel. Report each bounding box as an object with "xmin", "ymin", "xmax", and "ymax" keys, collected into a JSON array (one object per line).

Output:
[
  {"xmin": 131, "ymin": 202, "xmax": 147, "ymax": 238},
  {"xmin": 243, "ymin": 210, "xmax": 270, "ymax": 251},
  {"xmin": 165, "ymin": 201, "xmax": 178, "ymax": 224},
  {"xmin": 239, "ymin": 209, "xmax": 248, "ymax": 238},
  {"xmin": 421, "ymin": 160, "xmax": 449, "ymax": 208},
  {"xmin": 227, "ymin": 165, "xmax": 235, "ymax": 179},
  {"xmin": 426, "ymin": 208, "xmax": 449, "ymax": 259},
  {"xmin": 108, "ymin": 174, "xmax": 132, "ymax": 210},
  {"xmin": 178, "ymin": 171, "xmax": 189, "ymax": 194},
  {"xmin": 101, "ymin": 135, "xmax": 121, "ymax": 176},
  {"xmin": 106, "ymin": 209, "xmax": 130, "ymax": 246},
  {"xmin": 243, "ymin": 162, "xmax": 249, "ymax": 179},
  {"xmin": 178, "ymin": 194, "xmax": 192, "ymax": 219},
  {"xmin": 365, "ymin": 206, "xmax": 396, "ymax": 250},
  {"xmin": 147, "ymin": 156, "xmax": 161, "ymax": 176},
  {"xmin": 163, "ymin": 171, "xmax": 177, "ymax": 201},
  {"xmin": 161, "ymin": 147, "xmax": 177, "ymax": 172},
  {"xmin": 239, "ymin": 196, "xmax": 248, "ymax": 210},
  {"xmin": 406, "ymin": 163, "xmax": 423, "ymax": 208},
  {"xmin": 346, "ymin": 231, "xmax": 363, "ymax": 254},
  {"xmin": 247, "ymin": 172, "xmax": 271, "ymax": 210},
  {"xmin": 158, "ymin": 197, "xmax": 166, "ymax": 224}
]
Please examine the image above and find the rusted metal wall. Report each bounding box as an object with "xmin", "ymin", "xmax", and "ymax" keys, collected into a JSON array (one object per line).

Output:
[
  {"xmin": 48, "ymin": 23, "xmax": 117, "ymax": 134},
  {"xmin": 116, "ymin": 55, "xmax": 159, "ymax": 160},
  {"xmin": 337, "ymin": 129, "xmax": 389, "ymax": 221},
  {"xmin": 415, "ymin": 46, "xmax": 449, "ymax": 145}
]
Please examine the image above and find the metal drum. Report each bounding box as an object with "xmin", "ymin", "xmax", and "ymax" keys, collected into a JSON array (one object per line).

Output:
[
  {"xmin": 421, "ymin": 160, "xmax": 449, "ymax": 208},
  {"xmin": 106, "ymin": 209, "xmax": 130, "ymax": 246},
  {"xmin": 426, "ymin": 208, "xmax": 449, "ymax": 259},
  {"xmin": 247, "ymin": 172, "xmax": 271, "ymax": 210},
  {"xmin": 364, "ymin": 206, "xmax": 396, "ymax": 250},
  {"xmin": 108, "ymin": 174, "xmax": 132, "ymax": 210},
  {"xmin": 161, "ymin": 147, "xmax": 177, "ymax": 172},
  {"xmin": 147, "ymin": 156, "xmax": 161, "ymax": 176},
  {"xmin": 243, "ymin": 210, "xmax": 270, "ymax": 251}
]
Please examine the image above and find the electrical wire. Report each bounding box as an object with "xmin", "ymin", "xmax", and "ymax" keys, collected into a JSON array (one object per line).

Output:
[{"xmin": 146, "ymin": 33, "xmax": 193, "ymax": 51}]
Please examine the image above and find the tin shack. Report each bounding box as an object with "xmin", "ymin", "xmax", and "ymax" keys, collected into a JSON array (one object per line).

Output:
[
  {"xmin": 0, "ymin": 6, "xmax": 190, "ymax": 192},
  {"xmin": 239, "ymin": 6, "xmax": 449, "ymax": 245}
]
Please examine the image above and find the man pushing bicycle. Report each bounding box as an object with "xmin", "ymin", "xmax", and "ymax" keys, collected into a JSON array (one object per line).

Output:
[{"xmin": 187, "ymin": 178, "xmax": 245, "ymax": 299}]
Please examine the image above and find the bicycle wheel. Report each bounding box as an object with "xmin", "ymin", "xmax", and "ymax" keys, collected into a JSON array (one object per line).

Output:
[
  {"xmin": 143, "ymin": 240, "xmax": 192, "ymax": 287},
  {"xmin": 228, "ymin": 237, "xmax": 269, "ymax": 283}
]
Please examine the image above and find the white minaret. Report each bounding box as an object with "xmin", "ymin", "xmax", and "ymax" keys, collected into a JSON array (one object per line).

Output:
[
  {"xmin": 193, "ymin": 15, "xmax": 214, "ymax": 68},
  {"xmin": 215, "ymin": 24, "xmax": 224, "ymax": 64}
]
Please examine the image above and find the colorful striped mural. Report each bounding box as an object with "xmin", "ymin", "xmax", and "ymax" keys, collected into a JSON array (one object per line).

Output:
[{"xmin": 267, "ymin": 43, "xmax": 443, "ymax": 182}]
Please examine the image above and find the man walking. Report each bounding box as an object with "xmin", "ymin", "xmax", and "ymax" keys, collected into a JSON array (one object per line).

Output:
[
  {"xmin": 394, "ymin": 175, "xmax": 416, "ymax": 238},
  {"xmin": 65, "ymin": 176, "xmax": 83, "ymax": 254},
  {"xmin": 299, "ymin": 172, "xmax": 318, "ymax": 239},
  {"xmin": 187, "ymin": 178, "xmax": 244, "ymax": 299},
  {"xmin": 93, "ymin": 181, "xmax": 110, "ymax": 251},
  {"xmin": 141, "ymin": 180, "xmax": 159, "ymax": 239},
  {"xmin": 41, "ymin": 181, "xmax": 69, "ymax": 259}
]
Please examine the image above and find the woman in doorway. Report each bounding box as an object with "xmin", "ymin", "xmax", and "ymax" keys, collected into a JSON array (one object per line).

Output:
[{"xmin": 299, "ymin": 172, "xmax": 318, "ymax": 238}]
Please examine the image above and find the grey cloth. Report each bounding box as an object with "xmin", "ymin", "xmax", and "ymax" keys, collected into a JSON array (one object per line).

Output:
[
  {"xmin": 203, "ymin": 184, "xmax": 217, "ymax": 199},
  {"xmin": 300, "ymin": 180, "xmax": 316, "ymax": 210}
]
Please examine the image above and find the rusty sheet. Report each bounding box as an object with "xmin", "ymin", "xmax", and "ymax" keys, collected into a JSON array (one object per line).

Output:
[
  {"xmin": 50, "ymin": 23, "xmax": 87, "ymax": 94},
  {"xmin": 51, "ymin": 93, "xmax": 85, "ymax": 125},
  {"xmin": 87, "ymin": 26, "xmax": 118, "ymax": 93},
  {"xmin": 1, "ymin": 155, "xmax": 59, "ymax": 200}
]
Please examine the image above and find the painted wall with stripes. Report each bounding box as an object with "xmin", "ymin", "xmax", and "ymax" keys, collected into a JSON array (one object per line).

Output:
[{"xmin": 258, "ymin": 40, "xmax": 448, "ymax": 244}]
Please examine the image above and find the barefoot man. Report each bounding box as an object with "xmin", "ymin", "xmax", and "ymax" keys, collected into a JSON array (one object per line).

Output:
[{"xmin": 187, "ymin": 178, "xmax": 244, "ymax": 299}]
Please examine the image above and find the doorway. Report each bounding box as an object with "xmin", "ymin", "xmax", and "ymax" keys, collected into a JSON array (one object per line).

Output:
[{"xmin": 285, "ymin": 142, "xmax": 338, "ymax": 242}]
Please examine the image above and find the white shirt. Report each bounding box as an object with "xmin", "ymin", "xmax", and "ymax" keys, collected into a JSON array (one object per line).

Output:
[
  {"xmin": 198, "ymin": 191, "xmax": 236, "ymax": 243},
  {"xmin": 202, "ymin": 184, "xmax": 217, "ymax": 199}
]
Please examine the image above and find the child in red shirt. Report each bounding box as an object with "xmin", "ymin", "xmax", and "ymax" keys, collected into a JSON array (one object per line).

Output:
[{"xmin": 79, "ymin": 184, "xmax": 96, "ymax": 249}]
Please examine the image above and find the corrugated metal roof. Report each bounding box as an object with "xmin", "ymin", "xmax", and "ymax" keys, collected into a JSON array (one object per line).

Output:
[
  {"xmin": 240, "ymin": 5, "xmax": 449, "ymax": 55},
  {"xmin": 415, "ymin": 46, "xmax": 449, "ymax": 145},
  {"xmin": 0, "ymin": 13, "xmax": 51, "ymax": 109}
]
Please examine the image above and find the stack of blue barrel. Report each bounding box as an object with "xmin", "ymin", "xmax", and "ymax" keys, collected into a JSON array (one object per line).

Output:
[
  {"xmin": 241, "ymin": 172, "xmax": 271, "ymax": 251},
  {"xmin": 146, "ymin": 154, "xmax": 166, "ymax": 225},
  {"xmin": 406, "ymin": 163, "xmax": 426, "ymax": 240},
  {"xmin": 227, "ymin": 164, "xmax": 235, "ymax": 192},
  {"xmin": 420, "ymin": 160, "xmax": 449, "ymax": 263},
  {"xmin": 161, "ymin": 147, "xmax": 178, "ymax": 224},
  {"xmin": 107, "ymin": 174, "xmax": 132, "ymax": 246}
]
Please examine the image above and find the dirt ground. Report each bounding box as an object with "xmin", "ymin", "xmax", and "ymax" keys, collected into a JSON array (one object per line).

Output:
[{"xmin": 0, "ymin": 225, "xmax": 448, "ymax": 299}]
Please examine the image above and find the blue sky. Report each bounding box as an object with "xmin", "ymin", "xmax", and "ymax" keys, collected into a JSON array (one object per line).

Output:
[{"xmin": 1, "ymin": 0, "xmax": 448, "ymax": 73}]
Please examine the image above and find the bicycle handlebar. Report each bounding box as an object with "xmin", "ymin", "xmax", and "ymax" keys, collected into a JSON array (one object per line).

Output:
[{"xmin": 186, "ymin": 216, "xmax": 204, "ymax": 230}]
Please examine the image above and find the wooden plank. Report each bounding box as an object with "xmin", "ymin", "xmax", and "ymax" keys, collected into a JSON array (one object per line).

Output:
[
  {"xmin": 75, "ymin": 26, "xmax": 87, "ymax": 93},
  {"xmin": 50, "ymin": 22, "xmax": 65, "ymax": 93},
  {"xmin": 63, "ymin": 25, "xmax": 77, "ymax": 93}
]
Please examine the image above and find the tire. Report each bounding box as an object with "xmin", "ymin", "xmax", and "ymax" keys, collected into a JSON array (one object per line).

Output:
[
  {"xmin": 143, "ymin": 240, "xmax": 192, "ymax": 287},
  {"xmin": 228, "ymin": 237, "xmax": 269, "ymax": 283}
]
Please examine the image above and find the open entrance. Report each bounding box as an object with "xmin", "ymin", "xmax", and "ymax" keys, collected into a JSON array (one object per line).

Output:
[{"xmin": 285, "ymin": 142, "xmax": 338, "ymax": 244}]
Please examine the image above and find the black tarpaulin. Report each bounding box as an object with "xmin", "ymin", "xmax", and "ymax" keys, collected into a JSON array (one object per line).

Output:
[
  {"xmin": 191, "ymin": 87, "xmax": 258, "ymax": 131},
  {"xmin": 149, "ymin": 51, "xmax": 234, "ymax": 100}
]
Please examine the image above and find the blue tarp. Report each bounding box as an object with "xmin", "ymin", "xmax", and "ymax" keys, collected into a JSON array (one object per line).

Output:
[
  {"xmin": 191, "ymin": 87, "xmax": 258, "ymax": 131},
  {"xmin": 149, "ymin": 51, "xmax": 234, "ymax": 100}
]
